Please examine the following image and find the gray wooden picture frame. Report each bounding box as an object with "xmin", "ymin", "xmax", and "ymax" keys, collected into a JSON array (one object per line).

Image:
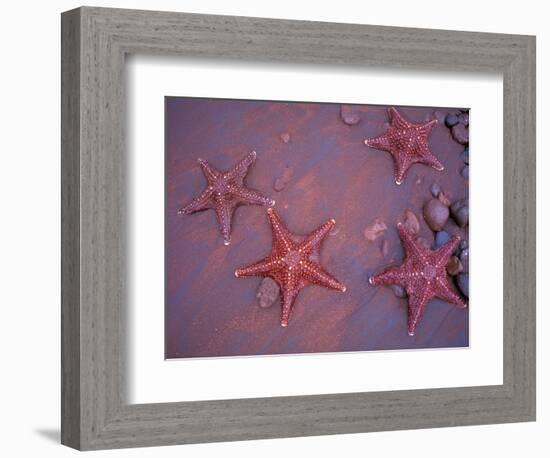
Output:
[{"xmin": 61, "ymin": 6, "xmax": 536, "ymax": 451}]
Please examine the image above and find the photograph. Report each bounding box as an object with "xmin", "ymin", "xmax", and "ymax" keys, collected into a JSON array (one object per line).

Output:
[{"xmin": 165, "ymin": 97, "xmax": 470, "ymax": 359}]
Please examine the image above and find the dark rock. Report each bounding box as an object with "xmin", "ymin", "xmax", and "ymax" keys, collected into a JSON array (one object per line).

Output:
[
  {"xmin": 447, "ymin": 256, "xmax": 463, "ymax": 276},
  {"xmin": 430, "ymin": 183, "xmax": 441, "ymax": 198},
  {"xmin": 423, "ymin": 198, "xmax": 449, "ymax": 231},
  {"xmin": 461, "ymin": 165, "xmax": 469, "ymax": 179},
  {"xmin": 256, "ymin": 278, "xmax": 280, "ymax": 308},
  {"xmin": 459, "ymin": 239, "xmax": 468, "ymax": 251},
  {"xmin": 454, "ymin": 207, "xmax": 469, "ymax": 228},
  {"xmin": 391, "ymin": 284, "xmax": 406, "ymax": 298},
  {"xmin": 403, "ymin": 209, "xmax": 420, "ymax": 235},
  {"xmin": 458, "ymin": 113, "xmax": 469, "ymax": 126},
  {"xmin": 340, "ymin": 105, "xmax": 361, "ymax": 125},
  {"xmin": 445, "ymin": 113, "xmax": 459, "ymax": 127},
  {"xmin": 456, "ymin": 273, "xmax": 469, "ymax": 298},
  {"xmin": 451, "ymin": 123, "xmax": 469, "ymax": 145},
  {"xmin": 450, "ymin": 199, "xmax": 469, "ymax": 228},
  {"xmin": 459, "ymin": 248, "xmax": 469, "ymax": 271},
  {"xmin": 434, "ymin": 230, "xmax": 451, "ymax": 248},
  {"xmin": 461, "ymin": 146, "xmax": 469, "ymax": 164}
]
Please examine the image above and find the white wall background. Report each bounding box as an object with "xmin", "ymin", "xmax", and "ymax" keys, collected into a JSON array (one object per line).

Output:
[{"xmin": 0, "ymin": 1, "xmax": 545, "ymax": 456}]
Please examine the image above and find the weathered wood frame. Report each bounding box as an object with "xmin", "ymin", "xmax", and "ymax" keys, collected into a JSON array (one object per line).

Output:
[{"xmin": 61, "ymin": 6, "xmax": 536, "ymax": 450}]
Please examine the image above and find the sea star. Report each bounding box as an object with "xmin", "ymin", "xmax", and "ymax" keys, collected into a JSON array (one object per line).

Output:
[
  {"xmin": 369, "ymin": 222, "xmax": 467, "ymax": 336},
  {"xmin": 235, "ymin": 208, "xmax": 347, "ymax": 327},
  {"xmin": 364, "ymin": 107, "xmax": 444, "ymax": 185},
  {"xmin": 178, "ymin": 151, "xmax": 275, "ymax": 245}
]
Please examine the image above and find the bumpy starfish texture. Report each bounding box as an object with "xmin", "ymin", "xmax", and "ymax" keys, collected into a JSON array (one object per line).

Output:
[
  {"xmin": 235, "ymin": 208, "xmax": 347, "ymax": 327},
  {"xmin": 364, "ymin": 107, "xmax": 443, "ymax": 185},
  {"xmin": 178, "ymin": 151, "xmax": 275, "ymax": 245},
  {"xmin": 369, "ymin": 222, "xmax": 467, "ymax": 336}
]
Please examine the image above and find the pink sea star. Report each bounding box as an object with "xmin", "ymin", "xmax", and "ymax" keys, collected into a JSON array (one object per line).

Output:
[
  {"xmin": 369, "ymin": 222, "xmax": 467, "ymax": 336},
  {"xmin": 178, "ymin": 151, "xmax": 275, "ymax": 245},
  {"xmin": 364, "ymin": 107, "xmax": 443, "ymax": 185},
  {"xmin": 235, "ymin": 208, "xmax": 347, "ymax": 327}
]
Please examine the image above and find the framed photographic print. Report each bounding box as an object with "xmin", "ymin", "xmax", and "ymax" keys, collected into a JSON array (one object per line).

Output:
[{"xmin": 61, "ymin": 6, "xmax": 536, "ymax": 450}]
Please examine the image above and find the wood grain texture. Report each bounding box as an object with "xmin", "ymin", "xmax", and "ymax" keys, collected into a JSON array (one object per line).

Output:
[{"xmin": 61, "ymin": 6, "xmax": 536, "ymax": 450}]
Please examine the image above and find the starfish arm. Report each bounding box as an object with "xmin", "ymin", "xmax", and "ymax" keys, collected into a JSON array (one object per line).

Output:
[
  {"xmin": 197, "ymin": 158, "xmax": 219, "ymax": 182},
  {"xmin": 266, "ymin": 208, "xmax": 294, "ymax": 252},
  {"xmin": 364, "ymin": 133, "xmax": 391, "ymax": 151},
  {"xmin": 302, "ymin": 260, "xmax": 346, "ymax": 292},
  {"xmin": 369, "ymin": 265, "xmax": 407, "ymax": 286},
  {"xmin": 417, "ymin": 147, "xmax": 444, "ymax": 171},
  {"xmin": 396, "ymin": 222, "xmax": 430, "ymax": 262},
  {"xmin": 177, "ymin": 188, "xmax": 213, "ymax": 215},
  {"xmin": 214, "ymin": 202, "xmax": 235, "ymax": 245},
  {"xmin": 394, "ymin": 156, "xmax": 414, "ymax": 185},
  {"xmin": 279, "ymin": 273, "xmax": 300, "ymax": 327},
  {"xmin": 433, "ymin": 235, "xmax": 461, "ymax": 268},
  {"xmin": 418, "ymin": 118, "xmax": 438, "ymax": 134},
  {"xmin": 226, "ymin": 151, "xmax": 257, "ymax": 181},
  {"xmin": 388, "ymin": 107, "xmax": 411, "ymax": 130},
  {"xmin": 230, "ymin": 185, "xmax": 275, "ymax": 207},
  {"xmin": 406, "ymin": 287, "xmax": 431, "ymax": 336},
  {"xmin": 235, "ymin": 257, "xmax": 282, "ymax": 278},
  {"xmin": 435, "ymin": 277, "xmax": 468, "ymax": 308},
  {"xmin": 297, "ymin": 218, "xmax": 336, "ymax": 254}
]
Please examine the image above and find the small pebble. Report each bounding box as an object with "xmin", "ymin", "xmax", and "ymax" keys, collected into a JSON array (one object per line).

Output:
[
  {"xmin": 450, "ymin": 199, "xmax": 469, "ymax": 228},
  {"xmin": 438, "ymin": 191, "xmax": 451, "ymax": 207},
  {"xmin": 391, "ymin": 284, "xmax": 406, "ymax": 298},
  {"xmin": 459, "ymin": 239, "xmax": 468, "ymax": 250},
  {"xmin": 364, "ymin": 218, "xmax": 387, "ymax": 242},
  {"xmin": 445, "ymin": 113, "xmax": 459, "ymax": 127},
  {"xmin": 430, "ymin": 183, "xmax": 441, "ymax": 198},
  {"xmin": 340, "ymin": 105, "xmax": 361, "ymax": 125},
  {"xmin": 280, "ymin": 132, "xmax": 291, "ymax": 143},
  {"xmin": 273, "ymin": 165, "xmax": 293, "ymax": 192},
  {"xmin": 461, "ymin": 165, "xmax": 469, "ymax": 179},
  {"xmin": 273, "ymin": 178, "xmax": 286, "ymax": 192},
  {"xmin": 423, "ymin": 198, "xmax": 449, "ymax": 231},
  {"xmin": 403, "ymin": 209, "xmax": 420, "ymax": 235},
  {"xmin": 458, "ymin": 113, "xmax": 469, "ymax": 126},
  {"xmin": 451, "ymin": 123, "xmax": 469, "ymax": 145},
  {"xmin": 447, "ymin": 256, "xmax": 463, "ymax": 276},
  {"xmin": 434, "ymin": 230, "xmax": 451, "ymax": 248},
  {"xmin": 256, "ymin": 278, "xmax": 280, "ymax": 309},
  {"xmin": 456, "ymin": 273, "xmax": 469, "ymax": 298},
  {"xmin": 461, "ymin": 146, "xmax": 469, "ymax": 164}
]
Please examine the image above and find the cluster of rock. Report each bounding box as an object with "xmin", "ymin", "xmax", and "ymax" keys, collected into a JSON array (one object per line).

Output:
[{"xmin": 445, "ymin": 110, "xmax": 469, "ymax": 181}]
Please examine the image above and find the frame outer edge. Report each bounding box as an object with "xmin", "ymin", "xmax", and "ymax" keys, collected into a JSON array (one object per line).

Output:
[
  {"xmin": 61, "ymin": 6, "xmax": 537, "ymax": 450},
  {"xmin": 61, "ymin": 7, "xmax": 82, "ymax": 450},
  {"xmin": 502, "ymin": 35, "xmax": 536, "ymax": 421}
]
